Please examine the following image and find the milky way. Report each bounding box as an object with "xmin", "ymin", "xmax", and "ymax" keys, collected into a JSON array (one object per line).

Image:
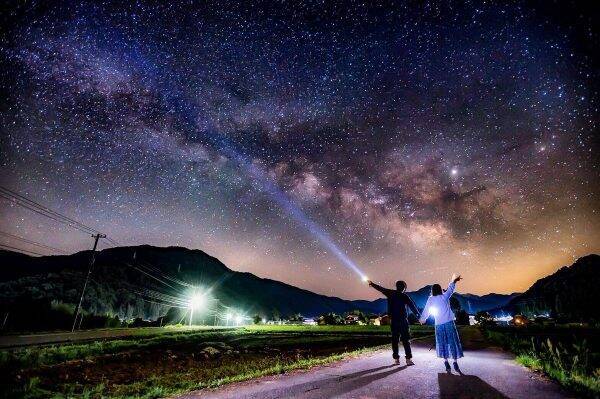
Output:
[{"xmin": 0, "ymin": 1, "xmax": 598, "ymax": 298}]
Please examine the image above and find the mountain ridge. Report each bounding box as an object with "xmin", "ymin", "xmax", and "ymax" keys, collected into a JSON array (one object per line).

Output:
[
  {"xmin": 0, "ymin": 245, "xmax": 527, "ymax": 322},
  {"xmin": 489, "ymin": 254, "xmax": 599, "ymax": 321}
]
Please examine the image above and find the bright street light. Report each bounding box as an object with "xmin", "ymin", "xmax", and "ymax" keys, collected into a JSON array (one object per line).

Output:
[
  {"xmin": 235, "ymin": 315, "xmax": 243, "ymax": 325},
  {"xmin": 189, "ymin": 291, "xmax": 206, "ymax": 326},
  {"xmin": 224, "ymin": 312, "xmax": 233, "ymax": 326},
  {"xmin": 190, "ymin": 293, "xmax": 205, "ymax": 310}
]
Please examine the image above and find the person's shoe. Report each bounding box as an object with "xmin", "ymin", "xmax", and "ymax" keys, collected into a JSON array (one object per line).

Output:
[
  {"xmin": 444, "ymin": 361, "xmax": 451, "ymax": 373},
  {"xmin": 453, "ymin": 361, "xmax": 461, "ymax": 373},
  {"xmin": 406, "ymin": 357, "xmax": 414, "ymax": 366},
  {"xmin": 394, "ymin": 358, "xmax": 400, "ymax": 365}
]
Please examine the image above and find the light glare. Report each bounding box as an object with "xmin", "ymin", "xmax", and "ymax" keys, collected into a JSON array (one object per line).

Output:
[{"xmin": 190, "ymin": 293, "xmax": 205, "ymax": 309}]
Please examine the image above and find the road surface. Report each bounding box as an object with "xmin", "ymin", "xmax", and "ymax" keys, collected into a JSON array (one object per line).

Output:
[{"xmin": 178, "ymin": 344, "xmax": 573, "ymax": 399}]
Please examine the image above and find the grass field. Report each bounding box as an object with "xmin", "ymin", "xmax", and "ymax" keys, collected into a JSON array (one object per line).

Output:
[
  {"xmin": 484, "ymin": 326, "xmax": 600, "ymax": 398},
  {"xmin": 1, "ymin": 324, "xmax": 433, "ymax": 399}
]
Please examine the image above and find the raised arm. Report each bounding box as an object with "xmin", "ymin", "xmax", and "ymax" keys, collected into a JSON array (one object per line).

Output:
[
  {"xmin": 419, "ymin": 297, "xmax": 431, "ymax": 324},
  {"xmin": 367, "ymin": 281, "xmax": 394, "ymax": 297},
  {"xmin": 443, "ymin": 274, "xmax": 462, "ymax": 300},
  {"xmin": 442, "ymin": 282, "xmax": 456, "ymax": 300}
]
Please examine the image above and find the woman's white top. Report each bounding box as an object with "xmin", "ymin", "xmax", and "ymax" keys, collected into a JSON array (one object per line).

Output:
[{"xmin": 418, "ymin": 282, "xmax": 456, "ymax": 325}]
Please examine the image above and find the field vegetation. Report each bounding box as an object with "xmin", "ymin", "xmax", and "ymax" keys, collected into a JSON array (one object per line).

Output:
[
  {"xmin": 1, "ymin": 324, "xmax": 433, "ymax": 399},
  {"xmin": 484, "ymin": 325, "xmax": 599, "ymax": 398}
]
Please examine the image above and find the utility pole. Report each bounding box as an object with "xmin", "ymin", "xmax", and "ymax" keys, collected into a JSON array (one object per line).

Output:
[{"xmin": 72, "ymin": 233, "xmax": 105, "ymax": 332}]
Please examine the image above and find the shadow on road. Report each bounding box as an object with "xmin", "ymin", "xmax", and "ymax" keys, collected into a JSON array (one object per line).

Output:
[
  {"xmin": 272, "ymin": 364, "xmax": 408, "ymax": 398},
  {"xmin": 438, "ymin": 373, "xmax": 509, "ymax": 399}
]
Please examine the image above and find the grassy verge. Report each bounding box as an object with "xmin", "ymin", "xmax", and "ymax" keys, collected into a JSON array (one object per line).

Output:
[
  {"xmin": 0, "ymin": 329, "xmax": 245, "ymax": 369},
  {"xmin": 100, "ymin": 345, "xmax": 387, "ymax": 399},
  {"xmin": 484, "ymin": 328, "xmax": 600, "ymax": 398},
  {"xmin": 1, "ymin": 325, "xmax": 432, "ymax": 369},
  {"xmin": 2, "ymin": 325, "xmax": 432, "ymax": 398}
]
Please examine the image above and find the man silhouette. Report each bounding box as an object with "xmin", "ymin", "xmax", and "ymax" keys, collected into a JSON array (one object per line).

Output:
[{"xmin": 368, "ymin": 280, "xmax": 420, "ymax": 365}]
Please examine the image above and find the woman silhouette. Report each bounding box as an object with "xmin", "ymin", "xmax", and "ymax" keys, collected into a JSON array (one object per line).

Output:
[{"xmin": 419, "ymin": 274, "xmax": 464, "ymax": 373}]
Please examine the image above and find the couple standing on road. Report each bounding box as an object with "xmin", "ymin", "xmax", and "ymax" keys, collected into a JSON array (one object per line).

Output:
[{"xmin": 367, "ymin": 274, "xmax": 464, "ymax": 373}]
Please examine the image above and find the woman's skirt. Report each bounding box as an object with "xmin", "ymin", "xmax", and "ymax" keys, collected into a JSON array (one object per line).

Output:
[{"xmin": 435, "ymin": 320, "xmax": 464, "ymax": 359}]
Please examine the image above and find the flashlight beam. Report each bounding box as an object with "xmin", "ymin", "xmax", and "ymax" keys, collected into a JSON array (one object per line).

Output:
[
  {"xmin": 125, "ymin": 43, "xmax": 367, "ymax": 281},
  {"xmin": 215, "ymin": 138, "xmax": 366, "ymax": 280}
]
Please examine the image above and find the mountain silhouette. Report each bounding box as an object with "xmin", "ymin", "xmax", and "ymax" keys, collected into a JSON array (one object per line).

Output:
[
  {"xmin": 0, "ymin": 245, "xmax": 518, "ymax": 322},
  {"xmin": 491, "ymin": 254, "xmax": 599, "ymax": 321}
]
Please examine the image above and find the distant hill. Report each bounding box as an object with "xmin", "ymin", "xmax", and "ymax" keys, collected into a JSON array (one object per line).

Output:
[
  {"xmin": 0, "ymin": 245, "xmax": 516, "ymax": 326},
  {"xmin": 489, "ymin": 254, "xmax": 599, "ymax": 322}
]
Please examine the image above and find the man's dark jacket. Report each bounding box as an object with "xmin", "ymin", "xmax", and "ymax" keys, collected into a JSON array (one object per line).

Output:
[{"xmin": 370, "ymin": 282, "xmax": 419, "ymax": 325}]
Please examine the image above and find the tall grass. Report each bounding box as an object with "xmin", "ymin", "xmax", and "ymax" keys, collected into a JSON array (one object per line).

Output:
[{"xmin": 485, "ymin": 329, "xmax": 599, "ymax": 397}]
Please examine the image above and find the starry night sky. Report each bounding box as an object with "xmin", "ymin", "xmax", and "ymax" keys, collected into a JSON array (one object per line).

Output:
[{"xmin": 1, "ymin": 1, "xmax": 598, "ymax": 299}]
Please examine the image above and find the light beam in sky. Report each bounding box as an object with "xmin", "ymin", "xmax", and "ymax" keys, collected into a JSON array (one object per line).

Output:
[
  {"xmin": 220, "ymin": 138, "xmax": 368, "ymax": 281},
  {"xmin": 127, "ymin": 42, "xmax": 368, "ymax": 282}
]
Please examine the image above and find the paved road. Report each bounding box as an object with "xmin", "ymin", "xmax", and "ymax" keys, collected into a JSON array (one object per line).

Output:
[{"xmin": 179, "ymin": 345, "xmax": 572, "ymax": 399}]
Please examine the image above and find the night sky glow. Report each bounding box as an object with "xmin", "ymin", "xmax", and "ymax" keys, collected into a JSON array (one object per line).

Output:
[{"xmin": 1, "ymin": 1, "xmax": 598, "ymax": 299}]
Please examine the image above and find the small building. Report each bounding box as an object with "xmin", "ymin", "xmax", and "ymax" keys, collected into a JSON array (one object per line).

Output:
[
  {"xmin": 493, "ymin": 315, "xmax": 513, "ymax": 326},
  {"xmin": 344, "ymin": 314, "xmax": 360, "ymax": 325},
  {"xmin": 368, "ymin": 314, "xmax": 391, "ymax": 326},
  {"xmin": 511, "ymin": 314, "xmax": 529, "ymax": 326},
  {"xmin": 302, "ymin": 318, "xmax": 317, "ymax": 325}
]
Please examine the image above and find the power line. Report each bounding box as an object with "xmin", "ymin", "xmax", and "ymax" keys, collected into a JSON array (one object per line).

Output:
[
  {"xmin": 90, "ymin": 276, "xmax": 189, "ymax": 310},
  {"xmin": 136, "ymin": 259, "xmax": 194, "ymax": 288},
  {"xmin": 0, "ymin": 189, "xmax": 187, "ymax": 293},
  {"xmin": 132, "ymin": 289, "xmax": 189, "ymax": 307},
  {"xmin": 138, "ymin": 297, "xmax": 188, "ymax": 309},
  {"xmin": 0, "ymin": 186, "xmax": 100, "ymax": 235},
  {"xmin": 103, "ymin": 237, "xmax": 122, "ymax": 246},
  {"xmin": 0, "ymin": 186, "xmax": 121, "ymax": 247},
  {"xmin": 121, "ymin": 261, "xmax": 178, "ymax": 290},
  {"xmin": 0, "ymin": 231, "xmax": 67, "ymax": 254},
  {"xmin": 0, "ymin": 243, "xmax": 46, "ymax": 256},
  {"xmin": 0, "ymin": 192, "xmax": 96, "ymax": 235}
]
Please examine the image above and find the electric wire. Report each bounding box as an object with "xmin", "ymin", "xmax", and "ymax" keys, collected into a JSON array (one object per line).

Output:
[
  {"xmin": 0, "ymin": 243, "xmax": 46, "ymax": 256},
  {"xmin": 0, "ymin": 186, "xmax": 121, "ymax": 249},
  {"xmin": 0, "ymin": 230, "xmax": 67, "ymax": 254},
  {"xmin": 0, "ymin": 187, "xmax": 100, "ymax": 234}
]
